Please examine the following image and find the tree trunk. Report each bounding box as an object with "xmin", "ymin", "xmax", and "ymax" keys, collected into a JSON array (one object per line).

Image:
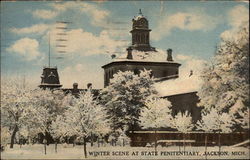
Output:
[
  {"xmin": 10, "ymin": 124, "xmax": 18, "ymax": 149},
  {"xmin": 90, "ymin": 133, "xmax": 94, "ymax": 147},
  {"xmin": 218, "ymin": 132, "xmax": 221, "ymax": 156},
  {"xmin": 44, "ymin": 143, "xmax": 46, "ymax": 155},
  {"xmin": 205, "ymin": 134, "xmax": 208, "ymax": 160},
  {"xmin": 154, "ymin": 130, "xmax": 157, "ymax": 152},
  {"xmin": 55, "ymin": 141, "xmax": 57, "ymax": 153},
  {"xmin": 178, "ymin": 134, "xmax": 181, "ymax": 152},
  {"xmin": 28, "ymin": 136, "xmax": 31, "ymax": 145},
  {"xmin": 73, "ymin": 139, "xmax": 75, "ymax": 147},
  {"xmin": 83, "ymin": 137, "xmax": 87, "ymax": 158},
  {"xmin": 183, "ymin": 133, "xmax": 185, "ymax": 152},
  {"xmin": 45, "ymin": 131, "xmax": 50, "ymax": 146},
  {"xmin": 43, "ymin": 136, "xmax": 47, "ymax": 155}
]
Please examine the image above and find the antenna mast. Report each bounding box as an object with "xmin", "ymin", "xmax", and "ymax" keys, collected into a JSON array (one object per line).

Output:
[{"xmin": 49, "ymin": 32, "xmax": 51, "ymax": 67}]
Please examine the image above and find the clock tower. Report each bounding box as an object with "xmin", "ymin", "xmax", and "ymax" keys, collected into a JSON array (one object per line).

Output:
[
  {"xmin": 102, "ymin": 9, "xmax": 181, "ymax": 87},
  {"xmin": 130, "ymin": 9, "xmax": 156, "ymax": 51}
]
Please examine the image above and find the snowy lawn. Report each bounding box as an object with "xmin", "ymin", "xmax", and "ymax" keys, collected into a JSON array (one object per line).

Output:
[{"xmin": 1, "ymin": 144, "xmax": 249, "ymax": 159}]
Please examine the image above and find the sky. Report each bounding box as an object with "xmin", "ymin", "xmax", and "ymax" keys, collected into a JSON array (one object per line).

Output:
[{"xmin": 1, "ymin": 1, "xmax": 249, "ymax": 89}]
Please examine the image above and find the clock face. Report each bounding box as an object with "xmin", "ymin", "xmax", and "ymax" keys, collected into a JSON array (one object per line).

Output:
[
  {"xmin": 140, "ymin": 18, "xmax": 147, "ymax": 26},
  {"xmin": 141, "ymin": 19, "xmax": 145, "ymax": 24}
]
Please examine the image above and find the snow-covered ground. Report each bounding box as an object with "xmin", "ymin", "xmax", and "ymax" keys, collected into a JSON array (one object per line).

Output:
[{"xmin": 1, "ymin": 144, "xmax": 249, "ymax": 159}]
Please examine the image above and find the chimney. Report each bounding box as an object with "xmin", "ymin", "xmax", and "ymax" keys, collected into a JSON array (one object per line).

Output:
[
  {"xmin": 73, "ymin": 83, "xmax": 78, "ymax": 90},
  {"xmin": 126, "ymin": 47, "xmax": 133, "ymax": 59},
  {"xmin": 87, "ymin": 83, "xmax": 92, "ymax": 89},
  {"xmin": 72, "ymin": 83, "xmax": 79, "ymax": 96},
  {"xmin": 167, "ymin": 49, "xmax": 173, "ymax": 61},
  {"xmin": 111, "ymin": 54, "xmax": 116, "ymax": 59}
]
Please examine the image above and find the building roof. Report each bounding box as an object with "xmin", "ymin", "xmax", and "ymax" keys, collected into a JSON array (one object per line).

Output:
[
  {"xmin": 102, "ymin": 60, "xmax": 181, "ymax": 68},
  {"xmin": 154, "ymin": 74, "xmax": 202, "ymax": 97},
  {"xmin": 103, "ymin": 49, "xmax": 180, "ymax": 68},
  {"xmin": 133, "ymin": 15, "xmax": 146, "ymax": 21}
]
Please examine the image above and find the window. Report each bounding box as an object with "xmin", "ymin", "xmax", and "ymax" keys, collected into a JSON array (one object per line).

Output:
[
  {"xmin": 146, "ymin": 34, "xmax": 149, "ymax": 43},
  {"xmin": 111, "ymin": 70, "xmax": 114, "ymax": 78},
  {"xmin": 142, "ymin": 34, "xmax": 145, "ymax": 43}
]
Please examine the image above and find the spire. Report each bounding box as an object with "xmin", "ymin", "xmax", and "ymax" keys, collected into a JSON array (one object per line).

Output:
[{"xmin": 139, "ymin": 9, "xmax": 142, "ymax": 15}]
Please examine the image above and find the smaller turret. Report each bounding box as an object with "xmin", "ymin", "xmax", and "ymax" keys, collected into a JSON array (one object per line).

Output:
[{"xmin": 39, "ymin": 67, "xmax": 62, "ymax": 89}]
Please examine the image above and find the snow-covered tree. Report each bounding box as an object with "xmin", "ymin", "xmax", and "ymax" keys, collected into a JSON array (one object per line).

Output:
[
  {"xmin": 27, "ymin": 89, "xmax": 65, "ymax": 136},
  {"xmin": 108, "ymin": 128, "xmax": 130, "ymax": 146},
  {"xmin": 1, "ymin": 78, "xmax": 33, "ymax": 148},
  {"xmin": 234, "ymin": 108, "xmax": 250, "ymax": 130},
  {"xmin": 197, "ymin": 22, "xmax": 249, "ymax": 131},
  {"xmin": 171, "ymin": 111, "xmax": 193, "ymax": 133},
  {"xmin": 51, "ymin": 90, "xmax": 110, "ymax": 158},
  {"xmin": 117, "ymin": 131, "xmax": 131, "ymax": 147},
  {"xmin": 140, "ymin": 97, "xmax": 172, "ymax": 129},
  {"xmin": 24, "ymin": 89, "xmax": 66, "ymax": 154},
  {"xmin": 50, "ymin": 94, "xmax": 75, "ymax": 145},
  {"xmin": 101, "ymin": 69, "xmax": 158, "ymax": 132},
  {"xmin": 139, "ymin": 97, "xmax": 172, "ymax": 150},
  {"xmin": 170, "ymin": 111, "xmax": 193, "ymax": 151},
  {"xmin": 196, "ymin": 107, "xmax": 234, "ymax": 154},
  {"xmin": 1, "ymin": 126, "xmax": 11, "ymax": 151}
]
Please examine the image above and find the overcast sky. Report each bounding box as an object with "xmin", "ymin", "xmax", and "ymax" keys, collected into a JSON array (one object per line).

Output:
[{"xmin": 1, "ymin": 1, "xmax": 249, "ymax": 89}]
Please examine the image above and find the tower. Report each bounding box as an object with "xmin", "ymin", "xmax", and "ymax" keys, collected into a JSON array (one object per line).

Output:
[
  {"xmin": 102, "ymin": 10, "xmax": 181, "ymax": 87},
  {"xmin": 39, "ymin": 31, "xmax": 62, "ymax": 90},
  {"xmin": 39, "ymin": 67, "xmax": 62, "ymax": 89},
  {"xmin": 130, "ymin": 9, "xmax": 156, "ymax": 51}
]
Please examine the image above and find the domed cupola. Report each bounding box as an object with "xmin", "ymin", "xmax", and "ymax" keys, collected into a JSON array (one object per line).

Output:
[
  {"xmin": 129, "ymin": 9, "xmax": 156, "ymax": 52},
  {"xmin": 132, "ymin": 10, "xmax": 149, "ymax": 29}
]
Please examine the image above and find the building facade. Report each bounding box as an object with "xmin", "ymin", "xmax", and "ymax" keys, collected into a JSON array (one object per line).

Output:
[{"xmin": 37, "ymin": 10, "xmax": 248, "ymax": 147}]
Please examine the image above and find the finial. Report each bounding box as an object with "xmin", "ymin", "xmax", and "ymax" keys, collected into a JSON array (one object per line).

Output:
[{"xmin": 139, "ymin": 9, "xmax": 142, "ymax": 15}]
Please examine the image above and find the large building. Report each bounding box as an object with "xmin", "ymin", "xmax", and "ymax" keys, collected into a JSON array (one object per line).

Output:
[
  {"xmin": 101, "ymin": 10, "xmax": 248, "ymax": 146},
  {"xmin": 39, "ymin": 10, "xmax": 248, "ymax": 147}
]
